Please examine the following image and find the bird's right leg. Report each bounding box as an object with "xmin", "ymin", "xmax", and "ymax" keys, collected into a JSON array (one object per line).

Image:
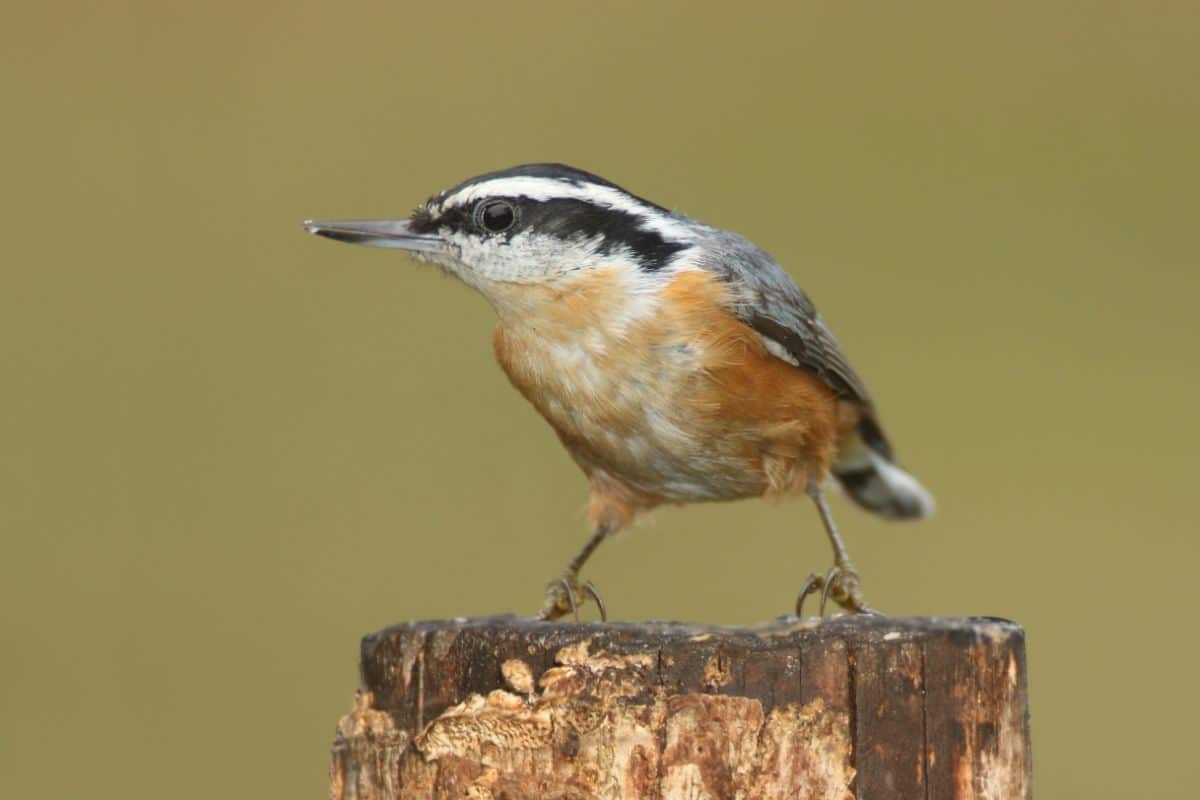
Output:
[
  {"xmin": 537, "ymin": 521, "xmax": 613, "ymax": 621},
  {"xmin": 796, "ymin": 480, "xmax": 879, "ymax": 616}
]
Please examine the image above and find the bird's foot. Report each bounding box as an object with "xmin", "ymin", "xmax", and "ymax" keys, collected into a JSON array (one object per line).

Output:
[
  {"xmin": 536, "ymin": 575, "xmax": 606, "ymax": 622},
  {"xmin": 795, "ymin": 561, "xmax": 880, "ymax": 617}
]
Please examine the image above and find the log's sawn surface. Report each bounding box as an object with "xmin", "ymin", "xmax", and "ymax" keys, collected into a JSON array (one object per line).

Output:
[{"xmin": 330, "ymin": 615, "xmax": 1031, "ymax": 800}]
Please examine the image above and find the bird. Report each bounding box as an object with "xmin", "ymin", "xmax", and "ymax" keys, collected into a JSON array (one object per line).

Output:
[{"xmin": 305, "ymin": 163, "xmax": 933, "ymax": 620}]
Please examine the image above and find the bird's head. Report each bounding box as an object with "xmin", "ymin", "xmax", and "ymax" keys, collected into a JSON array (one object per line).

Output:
[{"xmin": 305, "ymin": 164, "xmax": 699, "ymax": 310}]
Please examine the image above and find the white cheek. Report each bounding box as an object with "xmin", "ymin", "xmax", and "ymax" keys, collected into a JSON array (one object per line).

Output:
[
  {"xmin": 447, "ymin": 231, "xmax": 582, "ymax": 284},
  {"xmin": 445, "ymin": 231, "xmax": 664, "ymax": 289}
]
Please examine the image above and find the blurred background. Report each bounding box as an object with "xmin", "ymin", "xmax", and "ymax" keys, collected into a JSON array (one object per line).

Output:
[{"xmin": 2, "ymin": 1, "xmax": 1197, "ymax": 797}]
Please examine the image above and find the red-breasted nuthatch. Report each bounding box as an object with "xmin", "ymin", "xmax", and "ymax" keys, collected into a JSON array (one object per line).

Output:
[{"xmin": 306, "ymin": 164, "xmax": 933, "ymax": 620}]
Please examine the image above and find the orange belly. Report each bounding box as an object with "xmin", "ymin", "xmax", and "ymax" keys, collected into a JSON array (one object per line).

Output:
[{"xmin": 492, "ymin": 267, "xmax": 849, "ymax": 516}]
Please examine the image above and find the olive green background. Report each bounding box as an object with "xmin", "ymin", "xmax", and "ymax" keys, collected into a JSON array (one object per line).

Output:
[{"xmin": 3, "ymin": 2, "xmax": 1197, "ymax": 797}]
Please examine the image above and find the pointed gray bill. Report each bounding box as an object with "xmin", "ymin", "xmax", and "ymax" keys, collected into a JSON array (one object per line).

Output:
[{"xmin": 303, "ymin": 219, "xmax": 446, "ymax": 252}]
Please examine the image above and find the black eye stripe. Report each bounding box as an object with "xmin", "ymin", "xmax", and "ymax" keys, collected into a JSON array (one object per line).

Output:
[
  {"xmin": 517, "ymin": 198, "xmax": 687, "ymax": 269},
  {"xmin": 417, "ymin": 195, "xmax": 687, "ymax": 270}
]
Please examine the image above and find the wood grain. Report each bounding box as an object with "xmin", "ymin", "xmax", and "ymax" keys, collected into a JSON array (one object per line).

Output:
[{"xmin": 331, "ymin": 615, "xmax": 1030, "ymax": 800}]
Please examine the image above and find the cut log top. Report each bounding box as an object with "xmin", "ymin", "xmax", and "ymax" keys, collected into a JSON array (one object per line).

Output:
[{"xmin": 332, "ymin": 616, "xmax": 1031, "ymax": 800}]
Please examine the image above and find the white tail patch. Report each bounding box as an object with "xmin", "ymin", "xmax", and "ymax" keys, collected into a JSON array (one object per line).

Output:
[
  {"xmin": 833, "ymin": 442, "xmax": 935, "ymax": 520},
  {"xmin": 868, "ymin": 453, "xmax": 936, "ymax": 518}
]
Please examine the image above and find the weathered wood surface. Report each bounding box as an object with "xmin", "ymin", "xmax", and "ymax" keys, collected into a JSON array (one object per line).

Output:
[{"xmin": 330, "ymin": 615, "xmax": 1030, "ymax": 800}]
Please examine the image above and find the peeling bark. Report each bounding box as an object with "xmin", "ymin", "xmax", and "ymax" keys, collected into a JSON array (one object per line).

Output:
[{"xmin": 330, "ymin": 616, "xmax": 1030, "ymax": 799}]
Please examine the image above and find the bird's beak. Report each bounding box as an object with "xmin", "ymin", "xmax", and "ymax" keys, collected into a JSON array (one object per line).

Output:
[{"xmin": 302, "ymin": 219, "xmax": 447, "ymax": 252}]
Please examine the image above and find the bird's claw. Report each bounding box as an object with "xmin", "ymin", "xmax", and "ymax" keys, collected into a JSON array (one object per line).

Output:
[
  {"xmin": 795, "ymin": 572, "xmax": 824, "ymax": 616},
  {"xmin": 537, "ymin": 576, "xmax": 607, "ymax": 622},
  {"xmin": 795, "ymin": 562, "xmax": 880, "ymax": 617}
]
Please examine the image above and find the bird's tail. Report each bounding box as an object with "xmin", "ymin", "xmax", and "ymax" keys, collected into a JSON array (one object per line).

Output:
[{"xmin": 832, "ymin": 418, "xmax": 934, "ymax": 520}]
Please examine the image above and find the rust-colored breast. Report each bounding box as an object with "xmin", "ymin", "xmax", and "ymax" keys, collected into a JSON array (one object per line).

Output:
[{"xmin": 492, "ymin": 267, "xmax": 849, "ymax": 510}]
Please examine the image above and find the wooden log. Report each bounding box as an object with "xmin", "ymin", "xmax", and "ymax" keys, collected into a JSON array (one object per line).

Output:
[{"xmin": 330, "ymin": 616, "xmax": 1030, "ymax": 800}]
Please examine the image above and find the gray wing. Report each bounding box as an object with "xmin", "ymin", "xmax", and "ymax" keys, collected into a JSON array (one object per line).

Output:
[
  {"xmin": 687, "ymin": 228, "xmax": 938, "ymax": 514},
  {"xmin": 696, "ymin": 230, "xmax": 888, "ymax": 449}
]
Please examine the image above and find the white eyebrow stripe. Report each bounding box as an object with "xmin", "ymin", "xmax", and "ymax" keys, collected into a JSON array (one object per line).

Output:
[{"xmin": 440, "ymin": 176, "xmax": 696, "ymax": 242}]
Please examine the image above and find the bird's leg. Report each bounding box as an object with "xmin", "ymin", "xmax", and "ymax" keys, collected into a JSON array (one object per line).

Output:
[
  {"xmin": 796, "ymin": 481, "xmax": 879, "ymax": 616},
  {"xmin": 537, "ymin": 522, "xmax": 612, "ymax": 622}
]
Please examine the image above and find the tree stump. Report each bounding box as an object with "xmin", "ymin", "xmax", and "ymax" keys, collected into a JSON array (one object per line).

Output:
[{"xmin": 329, "ymin": 616, "xmax": 1030, "ymax": 800}]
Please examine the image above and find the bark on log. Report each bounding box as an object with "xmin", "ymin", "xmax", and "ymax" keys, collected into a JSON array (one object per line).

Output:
[{"xmin": 330, "ymin": 616, "xmax": 1030, "ymax": 800}]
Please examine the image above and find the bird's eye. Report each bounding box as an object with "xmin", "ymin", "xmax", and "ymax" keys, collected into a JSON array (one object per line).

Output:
[{"xmin": 475, "ymin": 199, "xmax": 516, "ymax": 233}]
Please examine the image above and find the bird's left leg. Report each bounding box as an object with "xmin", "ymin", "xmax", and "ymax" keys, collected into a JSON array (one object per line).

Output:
[
  {"xmin": 537, "ymin": 520, "xmax": 613, "ymax": 622},
  {"xmin": 538, "ymin": 475, "xmax": 649, "ymax": 621},
  {"xmin": 796, "ymin": 480, "xmax": 879, "ymax": 616}
]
